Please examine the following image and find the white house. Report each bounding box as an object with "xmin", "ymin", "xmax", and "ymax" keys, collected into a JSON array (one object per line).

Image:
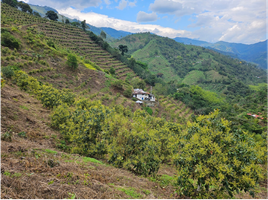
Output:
[{"xmin": 132, "ymin": 89, "xmax": 155, "ymax": 102}]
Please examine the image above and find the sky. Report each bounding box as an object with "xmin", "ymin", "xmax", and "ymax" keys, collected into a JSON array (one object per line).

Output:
[{"xmin": 24, "ymin": 0, "xmax": 267, "ymax": 44}]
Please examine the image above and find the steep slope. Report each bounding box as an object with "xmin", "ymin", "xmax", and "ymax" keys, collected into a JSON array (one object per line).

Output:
[
  {"xmin": 2, "ymin": 4, "xmax": 137, "ymax": 80},
  {"xmin": 1, "ymin": 84, "xmax": 178, "ymax": 199}
]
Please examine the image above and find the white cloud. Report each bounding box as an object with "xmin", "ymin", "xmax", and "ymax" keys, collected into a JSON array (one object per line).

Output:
[
  {"xmin": 129, "ymin": 0, "xmax": 137, "ymax": 7},
  {"xmin": 137, "ymin": 11, "xmax": 158, "ymax": 22},
  {"xmin": 116, "ymin": 0, "xmax": 136, "ymax": 10},
  {"xmin": 58, "ymin": 7, "xmax": 193, "ymax": 38},
  {"xmin": 26, "ymin": 0, "xmax": 101, "ymax": 10},
  {"xmin": 27, "ymin": 0, "xmax": 266, "ymax": 43},
  {"xmin": 148, "ymin": 0, "xmax": 266, "ymax": 43},
  {"xmin": 116, "ymin": 0, "xmax": 128, "ymax": 10}
]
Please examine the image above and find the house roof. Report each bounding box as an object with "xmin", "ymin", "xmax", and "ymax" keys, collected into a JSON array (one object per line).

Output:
[{"xmin": 133, "ymin": 89, "xmax": 150, "ymax": 95}]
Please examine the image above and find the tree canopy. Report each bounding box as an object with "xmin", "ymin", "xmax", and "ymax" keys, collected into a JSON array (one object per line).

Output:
[
  {"xmin": 33, "ymin": 11, "xmax": 41, "ymax": 17},
  {"xmin": 18, "ymin": 1, "xmax": 32, "ymax": 14},
  {"xmin": 100, "ymin": 30, "xmax": 106, "ymax": 39},
  {"xmin": 81, "ymin": 20, "xmax": 86, "ymax": 31},
  {"xmin": 45, "ymin": 10, "xmax": 58, "ymax": 21},
  {"xmin": 118, "ymin": 45, "xmax": 128, "ymax": 56},
  {"xmin": 3, "ymin": 0, "xmax": 18, "ymax": 8}
]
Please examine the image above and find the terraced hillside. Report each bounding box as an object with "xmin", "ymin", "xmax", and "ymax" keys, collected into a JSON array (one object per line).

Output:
[
  {"xmin": 1, "ymin": 3, "xmax": 193, "ymax": 123},
  {"xmin": 156, "ymin": 96, "xmax": 193, "ymax": 123},
  {"xmin": 1, "ymin": 3, "xmax": 136, "ymax": 80}
]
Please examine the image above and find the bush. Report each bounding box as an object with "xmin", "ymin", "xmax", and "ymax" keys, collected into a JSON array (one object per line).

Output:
[
  {"xmin": 1, "ymin": 32, "xmax": 21, "ymax": 49},
  {"xmin": 123, "ymin": 86, "xmax": 132, "ymax": 98},
  {"xmin": 174, "ymin": 109, "xmax": 266, "ymax": 198},
  {"xmin": 109, "ymin": 67, "xmax": 115, "ymax": 75},
  {"xmin": 2, "ymin": 66, "xmax": 15, "ymax": 78},
  {"xmin": 47, "ymin": 40, "xmax": 56, "ymax": 49},
  {"xmin": 112, "ymin": 79, "xmax": 123, "ymax": 90},
  {"xmin": 67, "ymin": 54, "xmax": 78, "ymax": 70},
  {"xmin": 144, "ymin": 107, "xmax": 153, "ymax": 115}
]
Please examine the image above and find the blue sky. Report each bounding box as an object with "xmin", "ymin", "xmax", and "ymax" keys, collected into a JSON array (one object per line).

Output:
[{"xmin": 24, "ymin": 0, "xmax": 266, "ymax": 44}]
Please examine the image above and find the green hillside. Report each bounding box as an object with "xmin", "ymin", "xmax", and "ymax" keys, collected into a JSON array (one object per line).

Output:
[{"xmin": 110, "ymin": 32, "xmax": 266, "ymax": 92}]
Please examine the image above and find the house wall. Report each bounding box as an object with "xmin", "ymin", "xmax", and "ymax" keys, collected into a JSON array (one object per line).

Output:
[{"xmin": 136, "ymin": 94, "xmax": 148, "ymax": 100}]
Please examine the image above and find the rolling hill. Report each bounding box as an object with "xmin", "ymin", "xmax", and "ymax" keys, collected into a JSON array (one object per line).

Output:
[
  {"xmin": 174, "ymin": 37, "xmax": 267, "ymax": 69},
  {"xmin": 110, "ymin": 32, "xmax": 267, "ymax": 93}
]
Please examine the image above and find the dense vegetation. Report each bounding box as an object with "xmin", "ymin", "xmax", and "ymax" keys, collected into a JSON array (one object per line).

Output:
[
  {"xmin": 110, "ymin": 32, "xmax": 267, "ymax": 135},
  {"xmin": 2, "ymin": 67, "xmax": 267, "ymax": 198}
]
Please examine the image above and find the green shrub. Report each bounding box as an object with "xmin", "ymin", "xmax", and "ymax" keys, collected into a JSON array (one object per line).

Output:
[
  {"xmin": 123, "ymin": 86, "xmax": 132, "ymax": 98},
  {"xmin": 109, "ymin": 67, "xmax": 115, "ymax": 75},
  {"xmin": 112, "ymin": 79, "xmax": 123, "ymax": 89},
  {"xmin": 47, "ymin": 40, "xmax": 56, "ymax": 49},
  {"xmin": 2, "ymin": 66, "xmax": 15, "ymax": 78},
  {"xmin": 1, "ymin": 32, "xmax": 21, "ymax": 49},
  {"xmin": 174, "ymin": 109, "xmax": 266, "ymax": 198},
  {"xmin": 66, "ymin": 54, "xmax": 78, "ymax": 70},
  {"xmin": 144, "ymin": 107, "xmax": 153, "ymax": 115}
]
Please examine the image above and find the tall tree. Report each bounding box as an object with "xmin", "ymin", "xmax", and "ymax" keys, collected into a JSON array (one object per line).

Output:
[
  {"xmin": 65, "ymin": 18, "xmax": 70, "ymax": 24},
  {"xmin": 119, "ymin": 45, "xmax": 128, "ymax": 56},
  {"xmin": 3, "ymin": 0, "xmax": 18, "ymax": 8},
  {"xmin": 45, "ymin": 10, "xmax": 58, "ymax": 21},
  {"xmin": 81, "ymin": 20, "xmax": 86, "ymax": 31},
  {"xmin": 33, "ymin": 11, "xmax": 41, "ymax": 17},
  {"xmin": 100, "ymin": 30, "xmax": 106, "ymax": 39},
  {"xmin": 18, "ymin": 1, "xmax": 32, "ymax": 14}
]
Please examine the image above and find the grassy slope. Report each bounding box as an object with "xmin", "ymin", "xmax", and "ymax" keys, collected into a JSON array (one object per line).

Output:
[{"xmin": 1, "ymin": 84, "xmax": 178, "ymax": 199}]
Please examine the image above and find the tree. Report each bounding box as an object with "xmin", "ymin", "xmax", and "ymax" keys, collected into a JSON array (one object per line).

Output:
[
  {"xmin": 81, "ymin": 20, "xmax": 86, "ymax": 31},
  {"xmin": 33, "ymin": 11, "xmax": 41, "ymax": 17},
  {"xmin": 100, "ymin": 30, "xmax": 106, "ymax": 39},
  {"xmin": 46, "ymin": 10, "xmax": 58, "ymax": 21},
  {"xmin": 65, "ymin": 19, "xmax": 70, "ymax": 24},
  {"xmin": 174, "ymin": 110, "xmax": 266, "ymax": 198},
  {"xmin": 3, "ymin": 0, "xmax": 18, "ymax": 8},
  {"xmin": 67, "ymin": 54, "xmax": 78, "ymax": 70},
  {"xmin": 118, "ymin": 45, "xmax": 128, "ymax": 56},
  {"xmin": 109, "ymin": 67, "xmax": 115, "ymax": 75},
  {"xmin": 18, "ymin": 1, "xmax": 32, "ymax": 14},
  {"xmin": 71, "ymin": 22, "xmax": 80, "ymax": 27}
]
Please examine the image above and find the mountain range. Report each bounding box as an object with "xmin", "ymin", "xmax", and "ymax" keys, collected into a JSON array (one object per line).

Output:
[{"xmin": 174, "ymin": 37, "xmax": 267, "ymax": 69}]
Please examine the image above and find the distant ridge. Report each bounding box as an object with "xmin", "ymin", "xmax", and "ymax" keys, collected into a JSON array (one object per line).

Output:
[
  {"xmin": 174, "ymin": 37, "xmax": 267, "ymax": 69},
  {"xmin": 100, "ymin": 27, "xmax": 132, "ymax": 39},
  {"xmin": 29, "ymin": 4, "xmax": 58, "ymax": 16}
]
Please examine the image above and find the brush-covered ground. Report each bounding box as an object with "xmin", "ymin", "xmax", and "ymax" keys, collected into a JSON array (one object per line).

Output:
[
  {"xmin": 1, "ymin": 84, "xmax": 180, "ymax": 199},
  {"xmin": 1, "ymin": 84, "xmax": 267, "ymax": 199}
]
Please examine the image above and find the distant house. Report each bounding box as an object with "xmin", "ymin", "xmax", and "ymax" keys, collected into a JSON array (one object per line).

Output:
[
  {"xmin": 132, "ymin": 89, "xmax": 155, "ymax": 102},
  {"xmin": 246, "ymin": 113, "xmax": 263, "ymax": 119}
]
